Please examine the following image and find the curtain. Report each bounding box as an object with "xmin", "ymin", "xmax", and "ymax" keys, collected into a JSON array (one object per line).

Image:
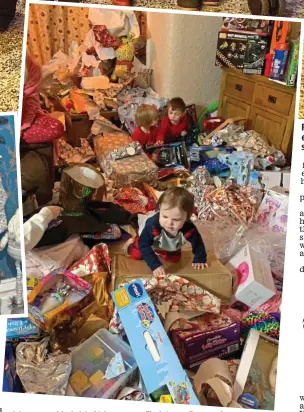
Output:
[
  {"xmin": 28, "ymin": 5, "xmax": 147, "ymax": 66},
  {"xmin": 27, "ymin": 4, "xmax": 90, "ymax": 65}
]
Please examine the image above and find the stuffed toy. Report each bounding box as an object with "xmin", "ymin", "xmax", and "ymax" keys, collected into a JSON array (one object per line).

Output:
[{"xmin": 111, "ymin": 32, "xmax": 136, "ymax": 82}]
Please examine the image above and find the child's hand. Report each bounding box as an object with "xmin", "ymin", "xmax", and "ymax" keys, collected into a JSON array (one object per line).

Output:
[
  {"xmin": 181, "ymin": 130, "xmax": 187, "ymax": 137},
  {"xmin": 192, "ymin": 263, "xmax": 208, "ymax": 270},
  {"xmin": 153, "ymin": 266, "xmax": 166, "ymax": 277},
  {"xmin": 155, "ymin": 140, "xmax": 163, "ymax": 146},
  {"xmin": 47, "ymin": 206, "xmax": 64, "ymax": 219}
]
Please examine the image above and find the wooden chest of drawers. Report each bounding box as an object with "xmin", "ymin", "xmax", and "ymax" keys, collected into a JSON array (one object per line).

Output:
[{"xmin": 218, "ymin": 68, "xmax": 296, "ymax": 160}]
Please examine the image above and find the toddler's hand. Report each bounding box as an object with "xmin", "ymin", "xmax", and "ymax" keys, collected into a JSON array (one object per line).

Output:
[
  {"xmin": 192, "ymin": 263, "xmax": 208, "ymax": 270},
  {"xmin": 153, "ymin": 266, "xmax": 166, "ymax": 277},
  {"xmin": 181, "ymin": 130, "xmax": 187, "ymax": 137}
]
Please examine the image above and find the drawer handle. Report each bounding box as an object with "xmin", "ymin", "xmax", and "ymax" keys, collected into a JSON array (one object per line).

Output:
[
  {"xmin": 268, "ymin": 95, "xmax": 277, "ymax": 104},
  {"xmin": 235, "ymin": 84, "xmax": 243, "ymax": 92}
]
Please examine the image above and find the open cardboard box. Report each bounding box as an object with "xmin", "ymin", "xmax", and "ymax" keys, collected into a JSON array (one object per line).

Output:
[{"xmin": 111, "ymin": 251, "xmax": 233, "ymax": 302}]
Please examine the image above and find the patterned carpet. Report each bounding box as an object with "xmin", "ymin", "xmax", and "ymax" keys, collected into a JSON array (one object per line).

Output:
[
  {"xmin": 81, "ymin": 0, "xmax": 298, "ymax": 16},
  {"xmin": 0, "ymin": 14, "xmax": 23, "ymax": 112}
]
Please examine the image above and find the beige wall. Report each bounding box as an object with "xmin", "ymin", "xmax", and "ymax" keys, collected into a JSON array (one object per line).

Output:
[{"xmin": 146, "ymin": 12, "xmax": 223, "ymax": 114}]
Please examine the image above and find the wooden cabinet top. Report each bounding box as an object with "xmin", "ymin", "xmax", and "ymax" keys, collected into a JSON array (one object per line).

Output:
[{"xmin": 222, "ymin": 68, "xmax": 296, "ymax": 95}]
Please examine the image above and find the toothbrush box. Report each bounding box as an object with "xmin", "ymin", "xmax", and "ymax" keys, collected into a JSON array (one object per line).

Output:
[{"xmin": 111, "ymin": 280, "xmax": 200, "ymax": 405}]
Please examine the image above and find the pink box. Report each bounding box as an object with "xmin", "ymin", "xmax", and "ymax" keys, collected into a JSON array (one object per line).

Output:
[
  {"xmin": 227, "ymin": 244, "xmax": 276, "ymax": 310},
  {"xmin": 255, "ymin": 186, "xmax": 289, "ymax": 233}
]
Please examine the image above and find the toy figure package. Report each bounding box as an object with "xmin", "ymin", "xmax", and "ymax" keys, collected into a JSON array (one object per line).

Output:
[{"xmin": 111, "ymin": 280, "xmax": 200, "ymax": 405}]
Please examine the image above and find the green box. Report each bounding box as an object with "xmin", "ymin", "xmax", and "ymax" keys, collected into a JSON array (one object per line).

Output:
[{"xmin": 285, "ymin": 40, "xmax": 299, "ymax": 87}]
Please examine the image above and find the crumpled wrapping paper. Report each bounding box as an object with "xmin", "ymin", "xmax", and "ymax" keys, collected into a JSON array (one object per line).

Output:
[
  {"xmin": 84, "ymin": 9, "xmax": 140, "ymax": 61},
  {"xmin": 213, "ymin": 124, "xmax": 275, "ymax": 158},
  {"xmin": 193, "ymin": 358, "xmax": 242, "ymax": 407},
  {"xmin": 195, "ymin": 180, "xmax": 263, "ymax": 226},
  {"xmin": 16, "ymin": 338, "xmax": 72, "ymax": 395},
  {"xmin": 118, "ymin": 95, "xmax": 168, "ymax": 134},
  {"xmin": 109, "ymin": 274, "xmax": 221, "ymax": 335},
  {"xmin": 55, "ymin": 138, "xmax": 95, "ymax": 165}
]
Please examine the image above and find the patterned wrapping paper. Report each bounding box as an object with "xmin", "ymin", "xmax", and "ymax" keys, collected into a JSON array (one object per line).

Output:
[
  {"xmin": 109, "ymin": 274, "xmax": 221, "ymax": 336},
  {"xmin": 94, "ymin": 132, "xmax": 158, "ymax": 188},
  {"xmin": 69, "ymin": 243, "xmax": 111, "ymax": 277},
  {"xmin": 188, "ymin": 168, "xmax": 263, "ymax": 226}
]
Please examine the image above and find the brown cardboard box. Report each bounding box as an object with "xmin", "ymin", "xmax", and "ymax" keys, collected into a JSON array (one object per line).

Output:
[{"xmin": 111, "ymin": 251, "xmax": 233, "ymax": 301}]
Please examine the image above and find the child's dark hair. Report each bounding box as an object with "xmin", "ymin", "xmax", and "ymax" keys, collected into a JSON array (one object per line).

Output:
[
  {"xmin": 168, "ymin": 97, "xmax": 186, "ymax": 113},
  {"xmin": 157, "ymin": 187, "xmax": 194, "ymax": 220}
]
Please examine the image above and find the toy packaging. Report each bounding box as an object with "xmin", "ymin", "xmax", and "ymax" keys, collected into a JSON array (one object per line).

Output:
[
  {"xmin": 269, "ymin": 21, "xmax": 290, "ymax": 54},
  {"xmin": 216, "ymin": 32, "xmax": 269, "ymax": 75},
  {"xmin": 221, "ymin": 18, "xmax": 271, "ymax": 36},
  {"xmin": 6, "ymin": 318, "xmax": 41, "ymax": 341},
  {"xmin": 243, "ymin": 36, "xmax": 269, "ymax": 75},
  {"xmin": 284, "ymin": 40, "xmax": 299, "ymax": 87},
  {"xmin": 170, "ymin": 313, "xmax": 241, "ymax": 370},
  {"xmin": 28, "ymin": 269, "xmax": 92, "ymax": 332},
  {"xmin": 111, "ymin": 280, "xmax": 200, "ymax": 405},
  {"xmin": 145, "ymin": 142, "xmax": 189, "ymax": 169},
  {"xmin": 233, "ymin": 329, "xmax": 278, "ymax": 410},
  {"xmin": 226, "ymin": 244, "xmax": 276, "ymax": 310},
  {"xmin": 255, "ymin": 186, "xmax": 289, "ymax": 233},
  {"xmin": 69, "ymin": 328, "xmax": 137, "ymax": 398}
]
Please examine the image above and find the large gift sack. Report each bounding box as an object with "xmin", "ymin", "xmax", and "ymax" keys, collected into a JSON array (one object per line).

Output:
[
  {"xmin": 94, "ymin": 131, "xmax": 158, "ymax": 188},
  {"xmin": 59, "ymin": 163, "xmax": 105, "ymax": 211}
]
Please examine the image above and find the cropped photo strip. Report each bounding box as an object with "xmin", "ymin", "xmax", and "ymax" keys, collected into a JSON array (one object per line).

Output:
[{"xmin": 0, "ymin": 2, "xmax": 304, "ymax": 412}]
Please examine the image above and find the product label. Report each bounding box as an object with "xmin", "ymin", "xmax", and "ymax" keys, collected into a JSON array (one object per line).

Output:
[{"xmin": 113, "ymin": 289, "xmax": 131, "ymax": 308}]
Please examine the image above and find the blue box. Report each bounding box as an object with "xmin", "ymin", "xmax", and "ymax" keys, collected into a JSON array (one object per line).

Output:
[{"xmin": 111, "ymin": 280, "xmax": 200, "ymax": 405}]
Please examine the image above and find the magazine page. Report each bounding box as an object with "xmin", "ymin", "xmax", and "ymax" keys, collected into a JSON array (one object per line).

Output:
[{"xmin": 0, "ymin": 1, "xmax": 302, "ymax": 412}]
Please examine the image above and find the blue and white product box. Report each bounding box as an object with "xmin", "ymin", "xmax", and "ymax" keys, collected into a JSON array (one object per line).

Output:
[
  {"xmin": 6, "ymin": 318, "xmax": 40, "ymax": 340},
  {"xmin": 111, "ymin": 280, "xmax": 200, "ymax": 405}
]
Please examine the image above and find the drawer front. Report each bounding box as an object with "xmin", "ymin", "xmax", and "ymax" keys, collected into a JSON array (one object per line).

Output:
[
  {"xmin": 220, "ymin": 95, "xmax": 251, "ymax": 121},
  {"xmin": 225, "ymin": 74, "xmax": 255, "ymax": 102},
  {"xmin": 249, "ymin": 107, "xmax": 287, "ymax": 152},
  {"xmin": 254, "ymin": 84, "xmax": 293, "ymax": 116}
]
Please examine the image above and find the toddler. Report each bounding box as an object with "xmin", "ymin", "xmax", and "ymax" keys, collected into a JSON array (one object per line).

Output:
[
  {"xmin": 131, "ymin": 104, "xmax": 162, "ymax": 147},
  {"xmin": 124, "ymin": 187, "xmax": 208, "ymax": 277},
  {"xmin": 158, "ymin": 97, "xmax": 189, "ymax": 144}
]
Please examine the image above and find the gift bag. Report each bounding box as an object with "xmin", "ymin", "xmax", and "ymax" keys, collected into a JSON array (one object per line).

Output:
[{"xmin": 59, "ymin": 163, "xmax": 105, "ymax": 212}]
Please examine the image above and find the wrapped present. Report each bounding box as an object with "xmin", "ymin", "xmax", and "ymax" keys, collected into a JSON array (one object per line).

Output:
[
  {"xmin": 109, "ymin": 141, "xmax": 142, "ymax": 161},
  {"xmin": 94, "ymin": 132, "xmax": 158, "ymax": 188},
  {"xmin": 69, "ymin": 243, "xmax": 111, "ymax": 277},
  {"xmin": 218, "ymin": 152, "xmax": 255, "ymax": 185}
]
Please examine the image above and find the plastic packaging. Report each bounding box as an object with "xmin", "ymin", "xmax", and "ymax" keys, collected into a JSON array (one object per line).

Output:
[
  {"xmin": 69, "ymin": 328, "xmax": 137, "ymax": 398},
  {"xmin": 16, "ymin": 337, "xmax": 72, "ymax": 395},
  {"xmin": 212, "ymin": 221, "xmax": 286, "ymax": 279}
]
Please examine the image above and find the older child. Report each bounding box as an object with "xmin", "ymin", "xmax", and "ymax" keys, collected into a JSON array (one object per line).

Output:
[
  {"xmin": 124, "ymin": 187, "xmax": 208, "ymax": 277},
  {"xmin": 131, "ymin": 104, "xmax": 162, "ymax": 147},
  {"xmin": 157, "ymin": 97, "xmax": 189, "ymax": 144}
]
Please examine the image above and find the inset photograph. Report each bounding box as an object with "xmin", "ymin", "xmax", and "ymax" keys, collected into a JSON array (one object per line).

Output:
[
  {"xmin": 2, "ymin": 4, "xmax": 300, "ymax": 410},
  {"xmin": 0, "ymin": 114, "xmax": 24, "ymax": 316}
]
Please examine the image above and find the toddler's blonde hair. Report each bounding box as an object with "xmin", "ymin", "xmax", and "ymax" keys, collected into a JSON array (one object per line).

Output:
[{"xmin": 135, "ymin": 104, "xmax": 159, "ymax": 128}]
